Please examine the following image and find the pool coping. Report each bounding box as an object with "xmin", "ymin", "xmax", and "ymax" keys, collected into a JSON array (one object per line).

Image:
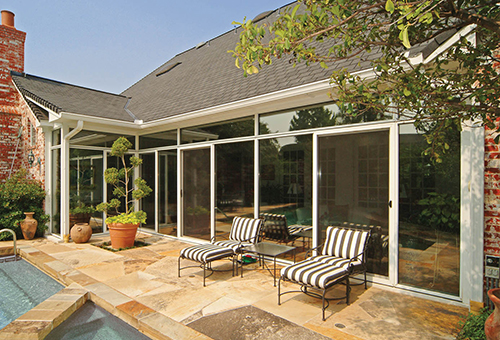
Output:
[{"xmin": 0, "ymin": 245, "xmax": 211, "ymax": 340}]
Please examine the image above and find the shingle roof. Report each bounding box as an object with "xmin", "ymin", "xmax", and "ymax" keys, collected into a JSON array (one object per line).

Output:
[
  {"xmin": 11, "ymin": 72, "xmax": 135, "ymax": 122},
  {"xmin": 122, "ymin": 3, "xmax": 340, "ymax": 122}
]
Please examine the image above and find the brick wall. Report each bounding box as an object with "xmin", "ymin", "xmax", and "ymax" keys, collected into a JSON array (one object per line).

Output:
[
  {"xmin": 0, "ymin": 19, "xmax": 45, "ymax": 184},
  {"xmin": 485, "ymin": 124, "xmax": 500, "ymax": 255}
]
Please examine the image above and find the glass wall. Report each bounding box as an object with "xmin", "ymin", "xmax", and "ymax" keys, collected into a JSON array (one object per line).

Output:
[
  {"xmin": 181, "ymin": 117, "xmax": 254, "ymax": 144},
  {"xmin": 140, "ymin": 130, "xmax": 177, "ymax": 149},
  {"xmin": 259, "ymin": 102, "xmax": 392, "ymax": 135},
  {"xmin": 318, "ymin": 130, "xmax": 389, "ymax": 276},
  {"xmin": 51, "ymin": 148, "xmax": 61, "ymax": 235},
  {"xmin": 70, "ymin": 130, "xmax": 135, "ymax": 148},
  {"xmin": 140, "ymin": 153, "xmax": 156, "ymax": 231},
  {"xmin": 215, "ymin": 142, "xmax": 254, "ymax": 236},
  {"xmin": 182, "ymin": 148, "xmax": 211, "ymax": 240},
  {"xmin": 69, "ymin": 149, "xmax": 104, "ymax": 233},
  {"xmin": 158, "ymin": 151, "xmax": 177, "ymax": 236},
  {"xmin": 398, "ymin": 123, "xmax": 460, "ymax": 295}
]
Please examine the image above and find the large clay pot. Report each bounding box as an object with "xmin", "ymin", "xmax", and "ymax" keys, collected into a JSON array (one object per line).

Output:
[
  {"xmin": 71, "ymin": 223, "xmax": 92, "ymax": 243},
  {"xmin": 486, "ymin": 288, "xmax": 500, "ymax": 340},
  {"xmin": 20, "ymin": 212, "xmax": 37, "ymax": 240},
  {"xmin": 108, "ymin": 223, "xmax": 138, "ymax": 249}
]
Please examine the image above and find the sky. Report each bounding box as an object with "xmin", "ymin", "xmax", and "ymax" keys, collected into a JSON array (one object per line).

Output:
[{"xmin": 3, "ymin": 0, "xmax": 290, "ymax": 94}]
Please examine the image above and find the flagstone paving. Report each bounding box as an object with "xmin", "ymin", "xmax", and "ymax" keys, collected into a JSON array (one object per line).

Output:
[{"xmin": 0, "ymin": 234, "xmax": 468, "ymax": 339}]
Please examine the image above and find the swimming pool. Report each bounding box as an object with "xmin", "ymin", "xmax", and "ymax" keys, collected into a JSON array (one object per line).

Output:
[
  {"xmin": 0, "ymin": 258, "xmax": 64, "ymax": 329},
  {"xmin": 45, "ymin": 301, "xmax": 152, "ymax": 340}
]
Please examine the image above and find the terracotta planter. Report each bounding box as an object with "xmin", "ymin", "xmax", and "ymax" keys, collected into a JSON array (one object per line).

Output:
[
  {"xmin": 108, "ymin": 223, "xmax": 139, "ymax": 249},
  {"xmin": 71, "ymin": 223, "xmax": 92, "ymax": 243},
  {"xmin": 486, "ymin": 288, "xmax": 500, "ymax": 340},
  {"xmin": 20, "ymin": 212, "xmax": 37, "ymax": 240}
]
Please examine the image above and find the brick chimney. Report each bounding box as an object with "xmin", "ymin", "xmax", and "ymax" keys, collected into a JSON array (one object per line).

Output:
[{"xmin": 0, "ymin": 10, "xmax": 26, "ymax": 113}]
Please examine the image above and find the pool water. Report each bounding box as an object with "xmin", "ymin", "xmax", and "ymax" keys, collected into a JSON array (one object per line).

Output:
[
  {"xmin": 0, "ymin": 258, "xmax": 64, "ymax": 329},
  {"xmin": 45, "ymin": 301, "xmax": 151, "ymax": 340}
]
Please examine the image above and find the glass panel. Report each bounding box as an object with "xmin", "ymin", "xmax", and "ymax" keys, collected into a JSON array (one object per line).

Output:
[
  {"xmin": 52, "ymin": 129, "xmax": 61, "ymax": 146},
  {"xmin": 259, "ymin": 135, "xmax": 312, "ymax": 260},
  {"xmin": 183, "ymin": 148, "xmax": 211, "ymax": 240},
  {"xmin": 140, "ymin": 130, "xmax": 177, "ymax": 149},
  {"xmin": 398, "ymin": 123, "xmax": 460, "ymax": 296},
  {"xmin": 140, "ymin": 153, "xmax": 155, "ymax": 231},
  {"xmin": 318, "ymin": 130, "xmax": 389, "ymax": 276},
  {"xmin": 215, "ymin": 142, "xmax": 254, "ymax": 237},
  {"xmin": 69, "ymin": 149, "xmax": 104, "ymax": 234},
  {"xmin": 70, "ymin": 130, "xmax": 135, "ymax": 148},
  {"xmin": 181, "ymin": 116, "xmax": 254, "ymax": 144},
  {"xmin": 259, "ymin": 102, "xmax": 392, "ymax": 135},
  {"xmin": 51, "ymin": 149, "xmax": 61, "ymax": 235},
  {"xmin": 158, "ymin": 151, "xmax": 177, "ymax": 236}
]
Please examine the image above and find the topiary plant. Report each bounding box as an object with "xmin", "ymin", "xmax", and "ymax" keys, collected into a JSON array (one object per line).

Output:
[{"xmin": 96, "ymin": 137, "xmax": 152, "ymax": 225}]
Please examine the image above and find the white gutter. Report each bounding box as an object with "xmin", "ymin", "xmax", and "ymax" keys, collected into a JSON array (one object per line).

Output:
[{"xmin": 64, "ymin": 120, "xmax": 84, "ymax": 141}]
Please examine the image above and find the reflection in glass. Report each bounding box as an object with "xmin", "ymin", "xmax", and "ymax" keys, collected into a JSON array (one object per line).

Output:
[
  {"xmin": 259, "ymin": 135, "xmax": 312, "ymax": 260},
  {"xmin": 70, "ymin": 130, "xmax": 135, "ymax": 148},
  {"xmin": 140, "ymin": 153, "xmax": 156, "ymax": 231},
  {"xmin": 259, "ymin": 102, "xmax": 391, "ymax": 135},
  {"xmin": 159, "ymin": 152, "xmax": 177, "ymax": 236},
  {"xmin": 398, "ymin": 123, "xmax": 460, "ymax": 296},
  {"xmin": 181, "ymin": 116, "xmax": 254, "ymax": 144},
  {"xmin": 140, "ymin": 130, "xmax": 177, "ymax": 149},
  {"xmin": 51, "ymin": 149, "xmax": 61, "ymax": 235},
  {"xmin": 215, "ymin": 142, "xmax": 254, "ymax": 237},
  {"xmin": 69, "ymin": 149, "xmax": 104, "ymax": 234},
  {"xmin": 318, "ymin": 131, "xmax": 389, "ymax": 276},
  {"xmin": 183, "ymin": 148, "xmax": 211, "ymax": 240}
]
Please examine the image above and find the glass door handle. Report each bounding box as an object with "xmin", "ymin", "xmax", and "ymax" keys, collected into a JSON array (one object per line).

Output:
[{"xmin": 388, "ymin": 200, "xmax": 392, "ymax": 208}]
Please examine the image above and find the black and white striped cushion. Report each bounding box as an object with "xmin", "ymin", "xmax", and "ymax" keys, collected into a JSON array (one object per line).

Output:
[
  {"xmin": 288, "ymin": 225, "xmax": 312, "ymax": 235},
  {"xmin": 180, "ymin": 243, "xmax": 234, "ymax": 263},
  {"xmin": 321, "ymin": 227, "xmax": 369, "ymax": 261},
  {"xmin": 213, "ymin": 240, "xmax": 252, "ymax": 252},
  {"xmin": 229, "ymin": 216, "xmax": 262, "ymax": 244},
  {"xmin": 280, "ymin": 259, "xmax": 348, "ymax": 289},
  {"xmin": 309, "ymin": 255, "xmax": 363, "ymax": 270}
]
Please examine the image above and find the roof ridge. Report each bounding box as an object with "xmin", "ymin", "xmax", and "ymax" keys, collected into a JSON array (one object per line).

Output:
[{"xmin": 120, "ymin": 1, "xmax": 297, "ymax": 95}]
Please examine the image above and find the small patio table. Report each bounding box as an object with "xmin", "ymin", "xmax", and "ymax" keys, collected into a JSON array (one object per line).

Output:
[{"xmin": 243, "ymin": 242, "xmax": 295, "ymax": 286}]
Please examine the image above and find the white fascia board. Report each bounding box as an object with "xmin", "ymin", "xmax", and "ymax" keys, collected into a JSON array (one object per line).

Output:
[
  {"xmin": 140, "ymin": 69, "xmax": 377, "ymax": 132},
  {"xmin": 53, "ymin": 112, "xmax": 139, "ymax": 133},
  {"xmin": 423, "ymin": 24, "xmax": 477, "ymax": 64}
]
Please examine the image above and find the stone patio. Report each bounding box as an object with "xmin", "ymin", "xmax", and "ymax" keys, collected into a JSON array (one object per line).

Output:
[{"xmin": 0, "ymin": 234, "xmax": 468, "ymax": 339}]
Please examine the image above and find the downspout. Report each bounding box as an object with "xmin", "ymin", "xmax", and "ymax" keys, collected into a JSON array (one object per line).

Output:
[
  {"xmin": 64, "ymin": 120, "xmax": 84, "ymax": 141},
  {"xmin": 61, "ymin": 120, "xmax": 84, "ymax": 242}
]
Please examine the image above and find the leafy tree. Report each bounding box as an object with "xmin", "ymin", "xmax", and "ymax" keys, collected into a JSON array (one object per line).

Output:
[{"xmin": 230, "ymin": 0, "xmax": 500, "ymax": 159}]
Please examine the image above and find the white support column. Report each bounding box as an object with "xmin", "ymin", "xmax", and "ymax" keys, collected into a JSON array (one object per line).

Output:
[
  {"xmin": 461, "ymin": 122, "xmax": 485, "ymax": 307},
  {"xmin": 254, "ymin": 139, "xmax": 259, "ymax": 219},
  {"xmin": 42, "ymin": 126, "xmax": 53, "ymax": 232},
  {"xmin": 60, "ymin": 124, "xmax": 70, "ymax": 241}
]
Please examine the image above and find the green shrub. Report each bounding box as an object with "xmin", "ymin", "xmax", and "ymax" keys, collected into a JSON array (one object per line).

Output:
[
  {"xmin": 0, "ymin": 170, "xmax": 49, "ymax": 240},
  {"xmin": 457, "ymin": 307, "xmax": 492, "ymax": 340}
]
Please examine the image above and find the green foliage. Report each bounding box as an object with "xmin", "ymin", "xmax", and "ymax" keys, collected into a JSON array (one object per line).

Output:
[
  {"xmin": 105, "ymin": 211, "xmax": 147, "ymax": 225},
  {"xmin": 69, "ymin": 204, "xmax": 96, "ymax": 215},
  {"xmin": 457, "ymin": 308, "xmax": 492, "ymax": 340},
  {"xmin": 230, "ymin": 1, "xmax": 500, "ymax": 158},
  {"xmin": 96, "ymin": 137, "xmax": 152, "ymax": 225},
  {"xmin": 418, "ymin": 192, "xmax": 460, "ymax": 230},
  {"xmin": 0, "ymin": 170, "xmax": 49, "ymax": 240},
  {"xmin": 186, "ymin": 206, "xmax": 210, "ymax": 216}
]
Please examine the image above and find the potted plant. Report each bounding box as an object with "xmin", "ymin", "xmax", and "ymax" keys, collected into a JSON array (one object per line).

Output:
[{"xmin": 96, "ymin": 137, "xmax": 152, "ymax": 249}]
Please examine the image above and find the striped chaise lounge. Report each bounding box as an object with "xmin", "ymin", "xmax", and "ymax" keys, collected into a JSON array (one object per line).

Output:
[
  {"xmin": 278, "ymin": 226, "xmax": 371, "ymax": 320},
  {"xmin": 178, "ymin": 216, "xmax": 263, "ymax": 286},
  {"xmin": 259, "ymin": 213, "xmax": 312, "ymax": 245}
]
